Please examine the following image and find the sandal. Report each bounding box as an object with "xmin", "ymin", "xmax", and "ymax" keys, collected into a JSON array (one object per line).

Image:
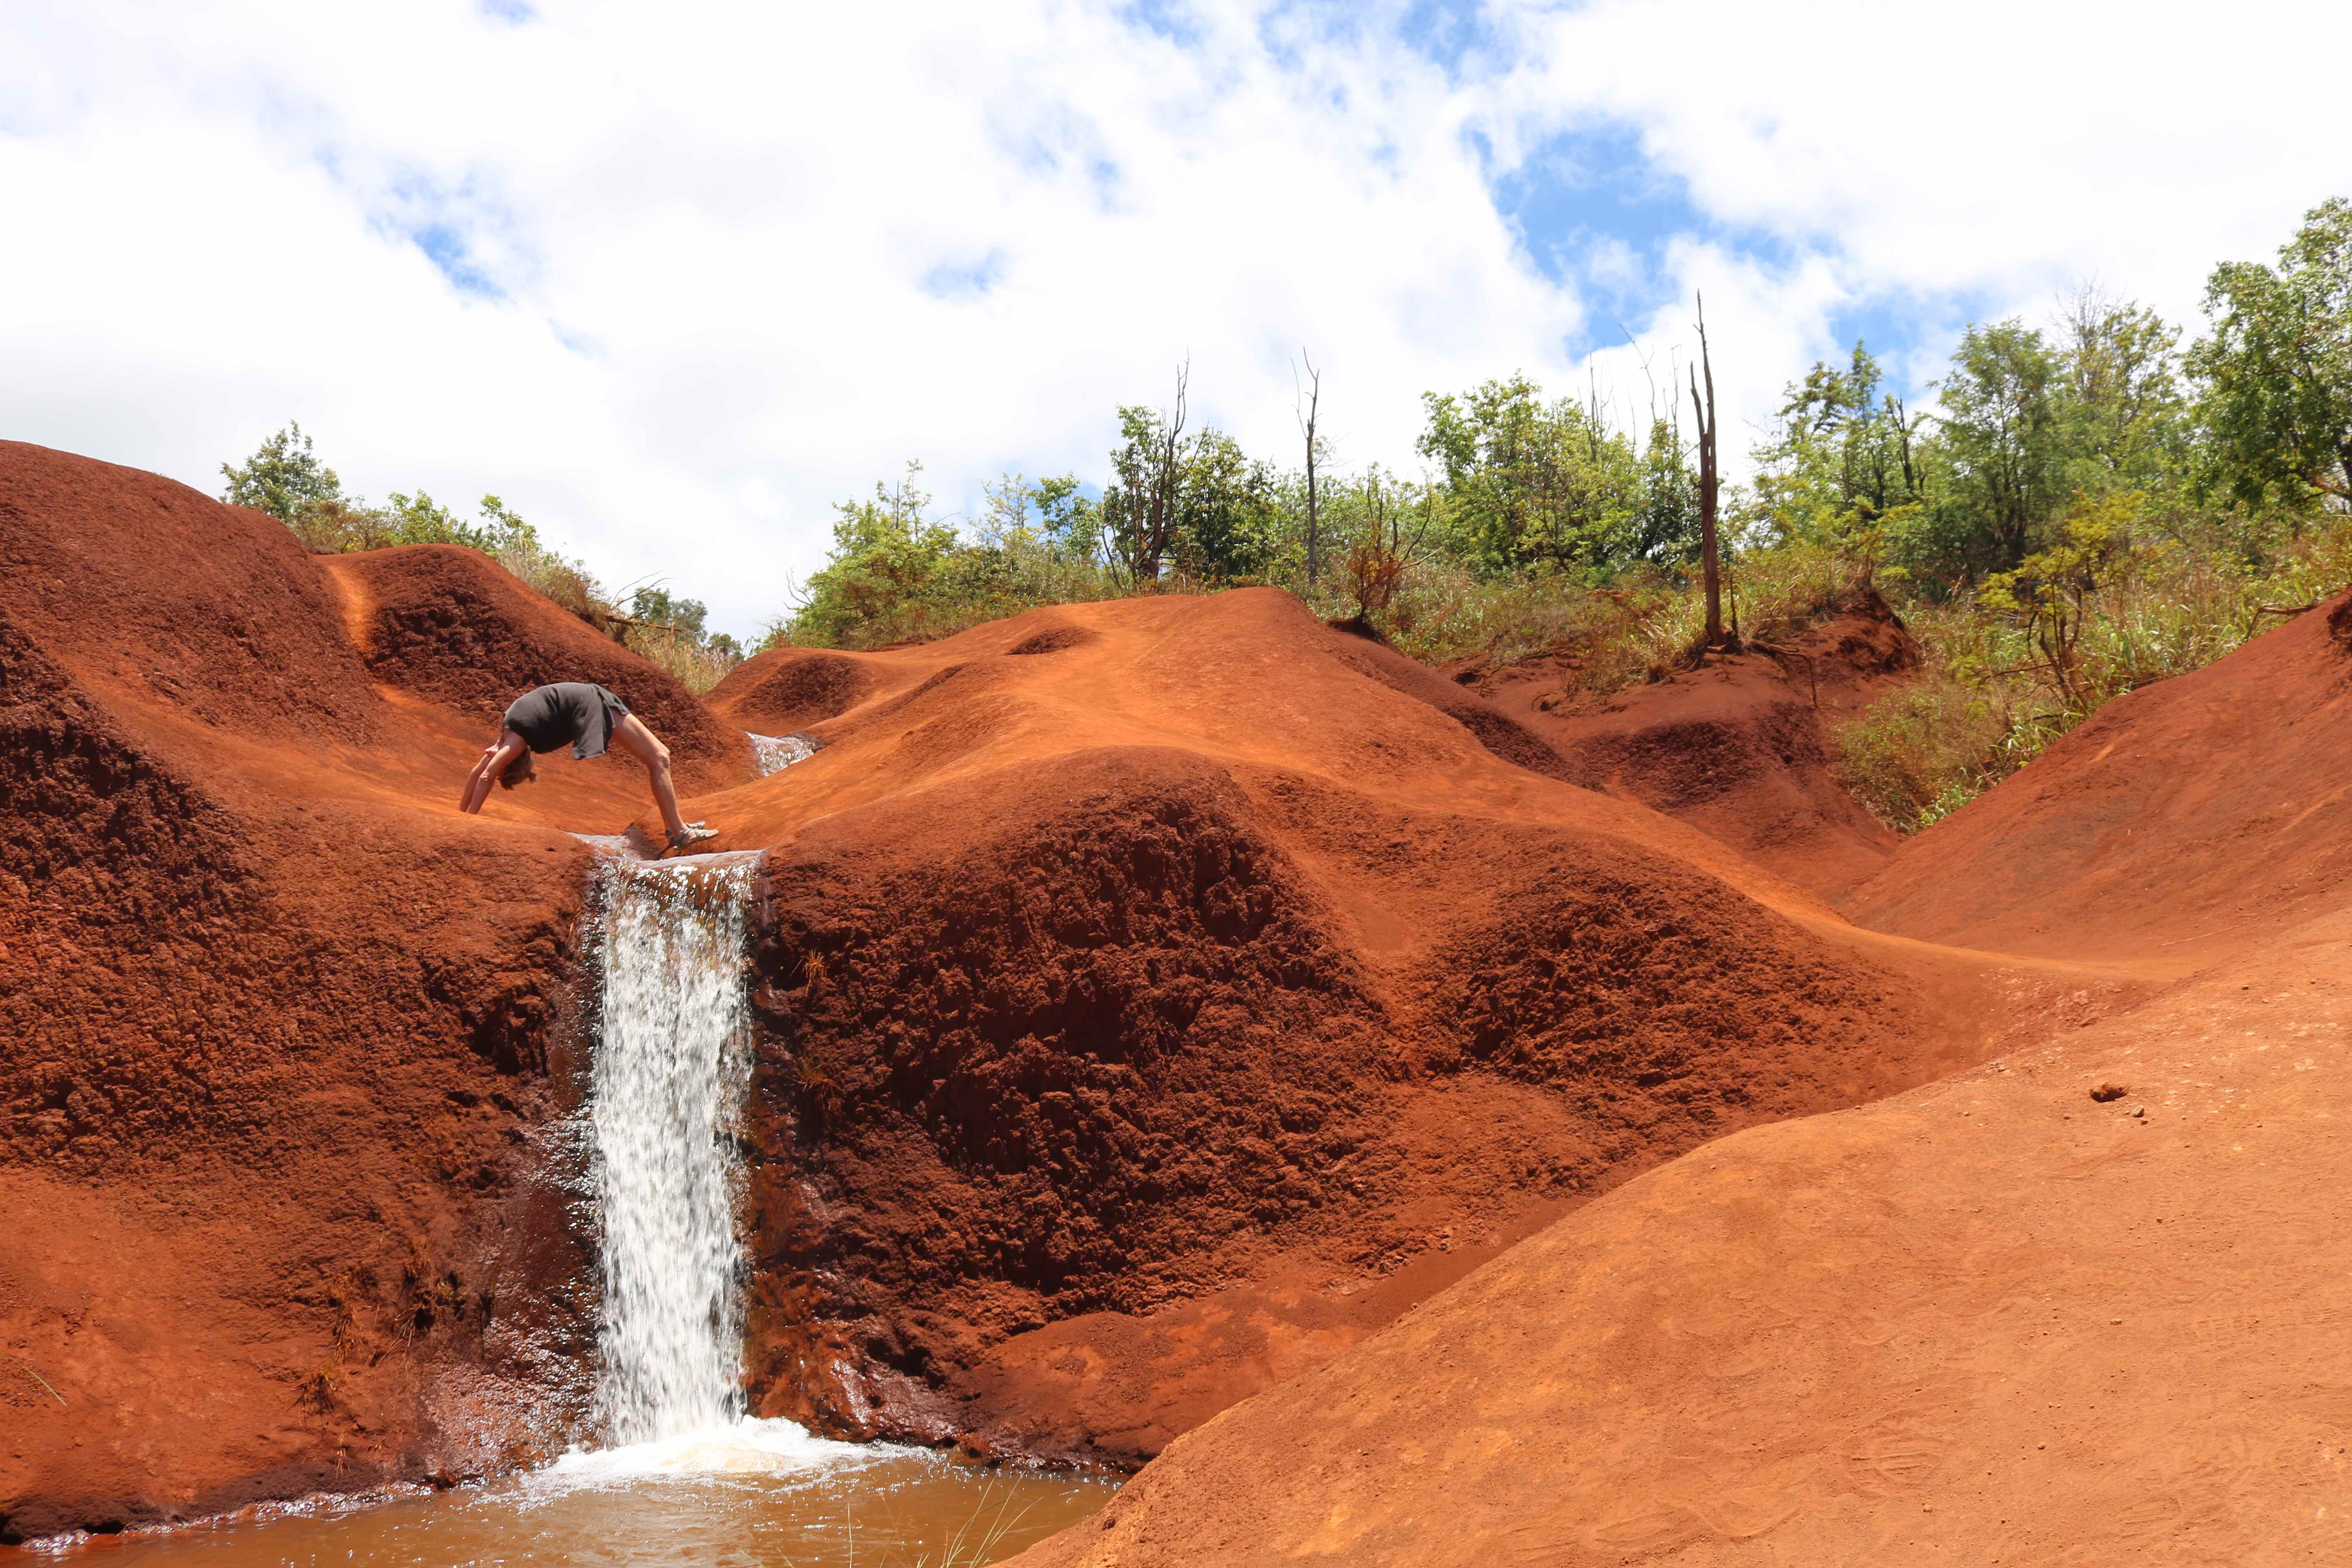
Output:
[{"xmin": 666, "ymin": 822, "xmax": 718, "ymax": 854}]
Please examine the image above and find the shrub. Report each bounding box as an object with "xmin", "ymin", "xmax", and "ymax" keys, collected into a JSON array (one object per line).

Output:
[{"xmin": 1835, "ymin": 500, "xmax": 2352, "ymax": 830}]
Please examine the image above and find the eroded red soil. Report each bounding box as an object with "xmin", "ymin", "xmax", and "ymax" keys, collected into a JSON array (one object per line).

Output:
[
  {"xmin": 0, "ymin": 445, "xmax": 741, "ymax": 1539},
  {"xmin": 11, "ymin": 439, "xmax": 2333, "ymax": 1563},
  {"xmin": 1007, "ymin": 590, "xmax": 2352, "ymax": 1566}
]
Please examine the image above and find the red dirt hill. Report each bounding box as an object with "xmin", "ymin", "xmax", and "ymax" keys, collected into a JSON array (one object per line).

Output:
[
  {"xmin": 1467, "ymin": 592, "xmax": 1919, "ymax": 897},
  {"xmin": 675, "ymin": 591, "xmax": 2117, "ymax": 1466},
  {"xmin": 9, "ymin": 438, "xmax": 2267, "ymax": 1559},
  {"xmin": 1005, "ymin": 598, "xmax": 2352, "ymax": 1566},
  {"xmin": 1844, "ymin": 590, "xmax": 2352, "ymax": 961},
  {"xmin": 319, "ymin": 545, "xmax": 751, "ymax": 788},
  {"xmin": 706, "ymin": 645, "xmax": 882, "ymax": 735},
  {"xmin": 1009, "ymin": 900, "xmax": 2352, "ymax": 1567},
  {"xmin": 0, "ymin": 443, "xmax": 739, "ymax": 1541}
]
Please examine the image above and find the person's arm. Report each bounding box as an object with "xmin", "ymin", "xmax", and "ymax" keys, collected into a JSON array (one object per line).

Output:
[{"xmin": 461, "ymin": 733, "xmax": 530, "ymax": 815}]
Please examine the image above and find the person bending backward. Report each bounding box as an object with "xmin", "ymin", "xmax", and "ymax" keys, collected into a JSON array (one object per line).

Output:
[{"xmin": 460, "ymin": 681, "xmax": 717, "ymax": 853}]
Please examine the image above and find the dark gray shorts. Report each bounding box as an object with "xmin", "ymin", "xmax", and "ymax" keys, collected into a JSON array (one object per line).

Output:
[{"xmin": 503, "ymin": 682, "xmax": 633, "ymax": 760}]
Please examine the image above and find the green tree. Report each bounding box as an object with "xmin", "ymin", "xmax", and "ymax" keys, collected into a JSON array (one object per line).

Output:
[
  {"xmin": 220, "ymin": 422, "xmax": 345, "ymax": 525},
  {"xmin": 2055, "ymin": 289, "xmax": 2187, "ymax": 497},
  {"xmin": 1171, "ymin": 430, "xmax": 1278, "ymax": 580},
  {"xmin": 1748, "ymin": 343, "xmax": 1922, "ymax": 550},
  {"xmin": 628, "ymin": 586, "xmax": 710, "ymax": 644},
  {"xmin": 1101, "ymin": 404, "xmax": 1175, "ymax": 583},
  {"xmin": 2190, "ymin": 196, "xmax": 2352, "ymax": 510},
  {"xmin": 1416, "ymin": 374, "xmax": 1646, "ymax": 577},
  {"xmin": 789, "ymin": 463, "xmax": 958, "ymax": 646},
  {"xmin": 1919, "ymin": 320, "xmax": 2067, "ymax": 581},
  {"xmin": 1632, "ymin": 416, "xmax": 1701, "ymax": 564},
  {"xmin": 1029, "ymin": 473, "xmax": 1101, "ymax": 562}
]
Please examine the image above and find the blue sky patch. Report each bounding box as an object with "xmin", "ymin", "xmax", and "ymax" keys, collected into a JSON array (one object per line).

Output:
[
  {"xmin": 1119, "ymin": 0, "xmax": 1203, "ymax": 49},
  {"xmin": 921, "ymin": 252, "xmax": 1007, "ymax": 301},
  {"xmin": 408, "ymin": 221, "xmax": 503, "ymax": 298},
  {"xmin": 1396, "ymin": 0, "xmax": 1502, "ymax": 79}
]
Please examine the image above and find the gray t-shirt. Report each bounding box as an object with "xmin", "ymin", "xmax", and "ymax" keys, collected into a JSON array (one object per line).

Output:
[{"xmin": 502, "ymin": 682, "xmax": 632, "ymax": 760}]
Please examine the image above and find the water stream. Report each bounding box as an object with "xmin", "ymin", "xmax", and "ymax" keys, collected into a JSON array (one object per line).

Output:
[
  {"xmin": 586, "ymin": 850, "xmax": 761, "ymax": 1446},
  {"xmin": 28, "ymin": 839, "xmax": 1113, "ymax": 1565},
  {"xmin": 748, "ymin": 733, "xmax": 819, "ymax": 777}
]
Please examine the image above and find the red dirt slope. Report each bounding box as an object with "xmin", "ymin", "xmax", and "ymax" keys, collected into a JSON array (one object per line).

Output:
[
  {"xmin": 706, "ymin": 646, "xmax": 882, "ymax": 735},
  {"xmin": 1845, "ymin": 592, "xmax": 2352, "ymax": 961},
  {"xmin": 0, "ymin": 438, "xmax": 2174, "ymax": 1544},
  {"xmin": 1005, "ymin": 595, "xmax": 2352, "ymax": 1567},
  {"xmin": 320, "ymin": 545, "xmax": 752, "ymax": 788},
  {"xmin": 0, "ymin": 443, "xmax": 721, "ymax": 1541},
  {"xmin": 1468, "ymin": 594, "xmax": 1918, "ymax": 897},
  {"xmin": 672, "ymin": 592, "xmax": 2120, "ymax": 1467},
  {"xmin": 1008, "ymin": 900, "xmax": 2352, "ymax": 1568}
]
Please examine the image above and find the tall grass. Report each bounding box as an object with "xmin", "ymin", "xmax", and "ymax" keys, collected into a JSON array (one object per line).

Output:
[
  {"xmin": 1374, "ymin": 542, "xmax": 1879, "ymax": 693},
  {"xmin": 622, "ymin": 624, "xmax": 741, "ymax": 695}
]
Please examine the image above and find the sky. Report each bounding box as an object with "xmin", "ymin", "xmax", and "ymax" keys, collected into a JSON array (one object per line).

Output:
[{"xmin": 5, "ymin": 0, "xmax": 2348, "ymax": 638}]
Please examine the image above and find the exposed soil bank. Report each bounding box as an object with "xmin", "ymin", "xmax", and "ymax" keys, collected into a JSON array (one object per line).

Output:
[
  {"xmin": 0, "ymin": 445, "xmax": 655, "ymax": 1541},
  {"xmin": 681, "ymin": 591, "xmax": 2113, "ymax": 1466},
  {"xmin": 1463, "ymin": 592, "xmax": 1920, "ymax": 897},
  {"xmin": 1002, "ymin": 594, "xmax": 2352, "ymax": 1566},
  {"xmin": 0, "ymin": 442, "xmax": 2154, "ymax": 1542},
  {"xmin": 1007, "ymin": 903, "xmax": 2352, "ymax": 1566},
  {"xmin": 1844, "ymin": 590, "xmax": 2352, "ymax": 962}
]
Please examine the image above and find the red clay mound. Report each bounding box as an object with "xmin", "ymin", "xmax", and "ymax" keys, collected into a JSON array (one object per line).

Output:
[
  {"xmin": 1007, "ymin": 900, "xmax": 2352, "ymax": 1567},
  {"xmin": 1322, "ymin": 626, "xmax": 1592, "ymax": 786},
  {"xmin": 321, "ymin": 545, "xmax": 752, "ymax": 788},
  {"xmin": 0, "ymin": 445, "xmax": 654, "ymax": 1540},
  {"xmin": 0, "ymin": 440, "xmax": 380, "ymax": 744},
  {"xmin": 1844, "ymin": 592, "xmax": 2352, "ymax": 961},
  {"xmin": 679, "ymin": 591, "xmax": 2109, "ymax": 1466},
  {"xmin": 706, "ymin": 645, "xmax": 882, "ymax": 733},
  {"xmin": 1470, "ymin": 594, "xmax": 1918, "ymax": 897}
]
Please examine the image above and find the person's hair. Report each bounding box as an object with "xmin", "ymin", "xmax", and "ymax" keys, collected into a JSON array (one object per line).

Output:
[{"xmin": 498, "ymin": 748, "xmax": 537, "ymax": 790}]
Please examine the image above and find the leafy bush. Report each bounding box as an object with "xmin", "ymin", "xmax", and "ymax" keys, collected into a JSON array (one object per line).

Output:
[{"xmin": 1833, "ymin": 499, "xmax": 2352, "ymax": 830}]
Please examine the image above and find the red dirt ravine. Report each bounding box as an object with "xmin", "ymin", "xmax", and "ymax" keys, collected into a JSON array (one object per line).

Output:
[
  {"xmin": 1004, "ymin": 588, "xmax": 2352, "ymax": 1566},
  {"xmin": 693, "ymin": 591, "xmax": 2104, "ymax": 1466},
  {"xmin": 1462, "ymin": 590, "xmax": 1920, "ymax": 897},
  {"xmin": 10, "ymin": 438, "xmax": 2331, "ymax": 1563}
]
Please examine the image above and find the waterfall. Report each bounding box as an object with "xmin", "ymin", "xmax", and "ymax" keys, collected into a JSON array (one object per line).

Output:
[{"xmin": 585, "ymin": 849, "xmax": 762, "ymax": 1447}]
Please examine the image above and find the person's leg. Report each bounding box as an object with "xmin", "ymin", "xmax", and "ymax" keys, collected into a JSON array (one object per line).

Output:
[{"xmin": 610, "ymin": 714, "xmax": 688, "ymax": 838}]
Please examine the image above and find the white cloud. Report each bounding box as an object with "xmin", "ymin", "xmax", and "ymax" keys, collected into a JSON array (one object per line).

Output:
[
  {"xmin": 3, "ymin": 0, "xmax": 2347, "ymax": 635},
  {"xmin": 1497, "ymin": 0, "xmax": 2352, "ymax": 362}
]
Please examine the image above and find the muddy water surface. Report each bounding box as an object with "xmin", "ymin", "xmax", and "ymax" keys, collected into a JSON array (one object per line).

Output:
[{"xmin": 42, "ymin": 1433, "xmax": 1113, "ymax": 1568}]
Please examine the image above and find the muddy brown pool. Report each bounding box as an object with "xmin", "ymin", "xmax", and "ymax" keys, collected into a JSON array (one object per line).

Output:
[{"xmin": 24, "ymin": 1425, "xmax": 1114, "ymax": 1567}]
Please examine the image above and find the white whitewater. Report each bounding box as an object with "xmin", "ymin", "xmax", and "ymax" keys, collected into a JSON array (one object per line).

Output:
[
  {"xmin": 576, "ymin": 840, "xmax": 907, "ymax": 1484},
  {"xmin": 586, "ymin": 850, "xmax": 763, "ymax": 1447},
  {"xmin": 748, "ymin": 732, "xmax": 820, "ymax": 777}
]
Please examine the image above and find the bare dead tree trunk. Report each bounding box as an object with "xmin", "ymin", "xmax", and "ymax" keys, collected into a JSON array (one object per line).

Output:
[
  {"xmin": 1136, "ymin": 362, "xmax": 1189, "ymax": 583},
  {"xmin": 1688, "ymin": 295, "xmax": 1725, "ymax": 650},
  {"xmin": 1298, "ymin": 349, "xmax": 1321, "ymax": 591}
]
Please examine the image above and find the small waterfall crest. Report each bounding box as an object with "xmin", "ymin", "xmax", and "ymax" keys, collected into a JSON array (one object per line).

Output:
[
  {"xmin": 585, "ymin": 849, "xmax": 762, "ymax": 1447},
  {"xmin": 748, "ymin": 732, "xmax": 820, "ymax": 777}
]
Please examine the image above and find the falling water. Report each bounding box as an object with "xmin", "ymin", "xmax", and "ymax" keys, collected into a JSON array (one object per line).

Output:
[
  {"xmin": 748, "ymin": 731, "xmax": 821, "ymax": 777},
  {"xmin": 586, "ymin": 849, "xmax": 763, "ymax": 1447}
]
